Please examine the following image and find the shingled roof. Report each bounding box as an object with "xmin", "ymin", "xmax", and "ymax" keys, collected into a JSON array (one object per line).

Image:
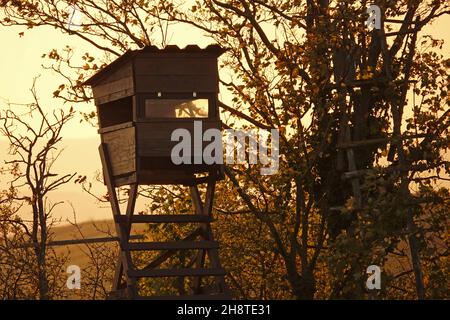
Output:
[{"xmin": 83, "ymin": 44, "xmax": 226, "ymax": 86}]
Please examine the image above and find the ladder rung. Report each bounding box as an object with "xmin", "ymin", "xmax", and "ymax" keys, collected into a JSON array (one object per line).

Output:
[
  {"xmin": 126, "ymin": 241, "xmax": 219, "ymax": 251},
  {"xmin": 329, "ymin": 206, "xmax": 364, "ymax": 212},
  {"xmin": 329, "ymin": 206, "xmax": 344, "ymax": 211},
  {"xmin": 342, "ymin": 164, "xmax": 423, "ymax": 180},
  {"xmin": 338, "ymin": 138, "xmax": 388, "ymax": 149},
  {"xmin": 135, "ymin": 293, "xmax": 231, "ymax": 300},
  {"xmin": 327, "ymin": 78, "xmax": 418, "ymax": 90},
  {"xmin": 115, "ymin": 214, "xmax": 212, "ymax": 224},
  {"xmin": 128, "ymin": 268, "xmax": 226, "ymax": 278},
  {"xmin": 342, "ymin": 170, "xmax": 369, "ymax": 179},
  {"xmin": 338, "ymin": 134, "xmax": 429, "ymax": 149}
]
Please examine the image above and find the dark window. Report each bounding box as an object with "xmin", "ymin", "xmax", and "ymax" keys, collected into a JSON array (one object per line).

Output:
[{"xmin": 98, "ymin": 96, "xmax": 133, "ymax": 128}]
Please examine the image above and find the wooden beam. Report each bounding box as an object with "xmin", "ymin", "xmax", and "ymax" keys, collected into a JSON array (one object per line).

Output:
[
  {"xmin": 343, "ymin": 117, "xmax": 362, "ymax": 207},
  {"xmin": 342, "ymin": 164, "xmax": 430, "ymax": 180},
  {"xmin": 143, "ymin": 228, "xmax": 203, "ymax": 270},
  {"xmin": 14, "ymin": 235, "xmax": 144, "ymax": 248},
  {"xmin": 128, "ymin": 268, "xmax": 226, "ymax": 278},
  {"xmin": 98, "ymin": 121, "xmax": 134, "ymax": 134},
  {"xmin": 338, "ymin": 133, "xmax": 430, "ymax": 149},
  {"xmin": 124, "ymin": 183, "xmax": 138, "ymax": 241},
  {"xmin": 325, "ymin": 78, "xmax": 418, "ymax": 90},
  {"xmin": 99, "ymin": 143, "xmax": 137, "ymax": 296},
  {"xmin": 114, "ymin": 214, "xmax": 213, "ymax": 224},
  {"xmin": 126, "ymin": 241, "xmax": 219, "ymax": 251}
]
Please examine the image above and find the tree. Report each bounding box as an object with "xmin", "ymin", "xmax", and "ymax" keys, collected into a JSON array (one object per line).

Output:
[
  {"xmin": 2, "ymin": 0, "xmax": 449, "ymax": 299},
  {"xmin": 64, "ymin": 211, "xmax": 118, "ymax": 300},
  {"xmin": 156, "ymin": 0, "xmax": 450, "ymax": 299},
  {"xmin": 0, "ymin": 81, "xmax": 76, "ymax": 299}
]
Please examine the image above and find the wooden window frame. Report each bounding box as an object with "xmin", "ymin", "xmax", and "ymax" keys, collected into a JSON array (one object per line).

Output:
[{"xmin": 136, "ymin": 92, "xmax": 218, "ymax": 121}]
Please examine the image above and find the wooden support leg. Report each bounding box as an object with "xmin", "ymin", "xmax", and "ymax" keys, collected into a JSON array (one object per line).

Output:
[
  {"xmin": 203, "ymin": 182, "xmax": 227, "ymax": 292},
  {"xmin": 190, "ymin": 185, "xmax": 206, "ymax": 293},
  {"xmin": 99, "ymin": 143, "xmax": 137, "ymax": 298},
  {"xmin": 343, "ymin": 116, "xmax": 362, "ymax": 208},
  {"xmin": 190, "ymin": 180, "xmax": 227, "ymax": 294}
]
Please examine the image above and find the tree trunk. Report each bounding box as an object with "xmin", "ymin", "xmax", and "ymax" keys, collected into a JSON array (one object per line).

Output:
[
  {"xmin": 286, "ymin": 259, "xmax": 316, "ymax": 299},
  {"xmin": 407, "ymin": 210, "xmax": 425, "ymax": 299},
  {"xmin": 32, "ymin": 195, "xmax": 50, "ymax": 300}
]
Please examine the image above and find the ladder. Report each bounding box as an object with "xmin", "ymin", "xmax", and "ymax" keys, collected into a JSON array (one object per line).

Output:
[
  {"xmin": 333, "ymin": 16, "xmax": 421, "ymax": 213},
  {"xmin": 329, "ymin": 16, "xmax": 427, "ymax": 300},
  {"xmin": 336, "ymin": 119, "xmax": 427, "ymax": 211},
  {"xmin": 99, "ymin": 143, "xmax": 230, "ymax": 300}
]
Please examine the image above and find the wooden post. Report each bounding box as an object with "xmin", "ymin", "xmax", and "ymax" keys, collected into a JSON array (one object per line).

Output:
[{"xmin": 99, "ymin": 143, "xmax": 137, "ymax": 298}]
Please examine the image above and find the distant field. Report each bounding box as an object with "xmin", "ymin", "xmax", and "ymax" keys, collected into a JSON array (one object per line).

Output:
[{"xmin": 51, "ymin": 220, "xmax": 146, "ymax": 269}]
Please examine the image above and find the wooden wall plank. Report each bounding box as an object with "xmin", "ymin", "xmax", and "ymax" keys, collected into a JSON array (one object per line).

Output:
[
  {"xmin": 101, "ymin": 126, "xmax": 136, "ymax": 176},
  {"xmin": 94, "ymin": 61, "xmax": 133, "ymax": 84},
  {"xmin": 134, "ymin": 75, "xmax": 219, "ymax": 93},
  {"xmin": 95, "ymin": 88, "xmax": 134, "ymax": 105},
  {"xmin": 93, "ymin": 77, "xmax": 134, "ymax": 100},
  {"xmin": 136, "ymin": 120, "xmax": 222, "ymax": 158},
  {"xmin": 134, "ymin": 57, "xmax": 217, "ymax": 76}
]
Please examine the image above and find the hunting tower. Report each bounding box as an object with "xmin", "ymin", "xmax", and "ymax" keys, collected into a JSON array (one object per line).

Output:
[{"xmin": 84, "ymin": 45, "xmax": 229, "ymax": 300}]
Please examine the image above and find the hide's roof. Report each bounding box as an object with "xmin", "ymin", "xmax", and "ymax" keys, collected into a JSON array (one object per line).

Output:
[{"xmin": 84, "ymin": 44, "xmax": 226, "ymax": 86}]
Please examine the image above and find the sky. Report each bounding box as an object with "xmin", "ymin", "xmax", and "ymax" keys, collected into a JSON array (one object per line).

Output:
[
  {"xmin": 0, "ymin": 7, "xmax": 449, "ymax": 225},
  {"xmin": 0, "ymin": 15, "xmax": 213, "ymax": 225}
]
